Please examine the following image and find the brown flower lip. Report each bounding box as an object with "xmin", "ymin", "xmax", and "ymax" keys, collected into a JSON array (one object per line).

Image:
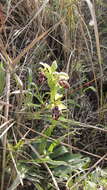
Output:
[
  {"xmin": 52, "ymin": 106, "xmax": 61, "ymax": 120},
  {"xmin": 58, "ymin": 80, "xmax": 70, "ymax": 89}
]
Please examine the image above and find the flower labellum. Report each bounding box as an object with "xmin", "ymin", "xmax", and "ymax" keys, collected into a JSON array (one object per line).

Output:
[
  {"xmin": 59, "ymin": 80, "xmax": 70, "ymax": 89},
  {"xmin": 52, "ymin": 106, "xmax": 61, "ymax": 120}
]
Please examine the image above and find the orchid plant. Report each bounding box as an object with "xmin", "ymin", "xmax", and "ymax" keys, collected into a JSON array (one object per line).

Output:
[{"xmin": 39, "ymin": 61, "xmax": 70, "ymax": 120}]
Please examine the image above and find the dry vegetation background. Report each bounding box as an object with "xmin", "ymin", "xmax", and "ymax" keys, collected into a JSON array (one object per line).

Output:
[{"xmin": 0, "ymin": 0, "xmax": 107, "ymax": 190}]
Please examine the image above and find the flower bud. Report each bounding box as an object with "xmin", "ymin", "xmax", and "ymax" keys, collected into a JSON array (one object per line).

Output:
[{"xmin": 38, "ymin": 71, "xmax": 46, "ymax": 83}]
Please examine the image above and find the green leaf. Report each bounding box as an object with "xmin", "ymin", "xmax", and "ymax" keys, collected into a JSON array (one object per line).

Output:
[
  {"xmin": 67, "ymin": 178, "xmax": 74, "ymax": 189},
  {"xmin": 35, "ymin": 157, "xmax": 68, "ymax": 166},
  {"xmin": 35, "ymin": 183, "xmax": 44, "ymax": 190},
  {"xmin": 50, "ymin": 146, "xmax": 69, "ymax": 159},
  {"xmin": 83, "ymin": 86, "xmax": 97, "ymax": 93},
  {"xmin": 53, "ymin": 165, "xmax": 73, "ymax": 177},
  {"xmin": 48, "ymin": 140, "xmax": 59, "ymax": 153},
  {"xmin": 53, "ymin": 153, "xmax": 90, "ymax": 174},
  {"xmin": 55, "ymin": 153, "xmax": 82, "ymax": 162},
  {"xmin": 12, "ymin": 139, "xmax": 25, "ymax": 151},
  {"xmin": 26, "ymin": 102, "xmax": 41, "ymax": 108},
  {"xmin": 84, "ymin": 181, "xmax": 97, "ymax": 190},
  {"xmin": 44, "ymin": 125, "xmax": 55, "ymax": 137}
]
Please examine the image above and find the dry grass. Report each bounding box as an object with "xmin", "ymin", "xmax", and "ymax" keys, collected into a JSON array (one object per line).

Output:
[{"xmin": 0, "ymin": 0, "xmax": 107, "ymax": 189}]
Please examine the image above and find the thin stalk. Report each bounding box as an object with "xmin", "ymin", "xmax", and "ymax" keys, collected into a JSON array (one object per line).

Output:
[
  {"xmin": 1, "ymin": 68, "xmax": 10, "ymax": 190},
  {"xmin": 85, "ymin": 0, "xmax": 103, "ymax": 110}
]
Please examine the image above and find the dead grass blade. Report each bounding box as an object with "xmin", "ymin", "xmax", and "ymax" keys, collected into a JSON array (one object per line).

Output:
[{"xmin": 85, "ymin": 0, "xmax": 103, "ymax": 110}]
